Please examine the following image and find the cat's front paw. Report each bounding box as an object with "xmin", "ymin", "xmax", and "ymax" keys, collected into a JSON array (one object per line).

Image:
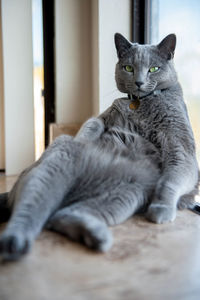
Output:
[
  {"xmin": 75, "ymin": 118, "xmax": 104, "ymax": 142},
  {"xmin": 146, "ymin": 203, "xmax": 176, "ymax": 224},
  {"xmin": 0, "ymin": 232, "xmax": 32, "ymax": 261}
]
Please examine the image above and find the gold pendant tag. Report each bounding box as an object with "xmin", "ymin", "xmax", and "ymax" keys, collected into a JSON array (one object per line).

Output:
[{"xmin": 129, "ymin": 98, "xmax": 140, "ymax": 110}]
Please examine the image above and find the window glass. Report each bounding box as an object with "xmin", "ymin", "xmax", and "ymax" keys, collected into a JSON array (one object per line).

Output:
[
  {"xmin": 32, "ymin": 0, "xmax": 45, "ymax": 159},
  {"xmin": 150, "ymin": 0, "xmax": 200, "ymax": 163}
]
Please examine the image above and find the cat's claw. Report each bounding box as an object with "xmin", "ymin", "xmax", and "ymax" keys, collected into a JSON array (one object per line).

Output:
[
  {"xmin": 146, "ymin": 203, "xmax": 176, "ymax": 224},
  {"xmin": 0, "ymin": 232, "xmax": 31, "ymax": 261}
]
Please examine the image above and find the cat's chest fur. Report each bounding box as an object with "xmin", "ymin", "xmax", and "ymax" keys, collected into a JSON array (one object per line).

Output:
[
  {"xmin": 106, "ymin": 89, "xmax": 189, "ymax": 150},
  {"xmin": 113, "ymin": 94, "xmax": 170, "ymax": 130}
]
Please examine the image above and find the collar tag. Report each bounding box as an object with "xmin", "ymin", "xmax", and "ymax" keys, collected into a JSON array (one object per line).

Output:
[{"xmin": 129, "ymin": 97, "xmax": 140, "ymax": 110}]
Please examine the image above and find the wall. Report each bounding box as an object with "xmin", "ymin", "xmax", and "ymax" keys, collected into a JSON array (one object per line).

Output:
[
  {"xmin": 55, "ymin": 0, "xmax": 92, "ymax": 124},
  {"xmin": 92, "ymin": 0, "xmax": 131, "ymax": 114},
  {"xmin": 55, "ymin": 0, "xmax": 131, "ymax": 121},
  {"xmin": 1, "ymin": 0, "xmax": 35, "ymax": 175},
  {"xmin": 0, "ymin": 0, "xmax": 131, "ymax": 174},
  {"xmin": 0, "ymin": 1, "xmax": 5, "ymax": 169}
]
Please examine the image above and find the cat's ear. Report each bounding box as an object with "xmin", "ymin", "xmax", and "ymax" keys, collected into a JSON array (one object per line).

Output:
[
  {"xmin": 157, "ymin": 34, "xmax": 176, "ymax": 60},
  {"xmin": 114, "ymin": 33, "xmax": 132, "ymax": 58}
]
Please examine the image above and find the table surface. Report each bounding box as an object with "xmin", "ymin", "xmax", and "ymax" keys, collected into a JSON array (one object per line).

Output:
[{"xmin": 0, "ymin": 175, "xmax": 200, "ymax": 300}]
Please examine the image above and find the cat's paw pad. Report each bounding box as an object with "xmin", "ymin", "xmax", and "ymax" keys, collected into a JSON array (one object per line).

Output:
[
  {"xmin": 146, "ymin": 203, "xmax": 176, "ymax": 224},
  {"xmin": 0, "ymin": 232, "xmax": 31, "ymax": 261}
]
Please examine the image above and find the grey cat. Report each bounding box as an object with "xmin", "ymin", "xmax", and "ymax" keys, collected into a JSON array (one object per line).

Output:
[{"xmin": 0, "ymin": 33, "xmax": 199, "ymax": 260}]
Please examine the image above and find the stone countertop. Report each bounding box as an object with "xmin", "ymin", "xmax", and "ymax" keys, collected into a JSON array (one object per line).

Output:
[{"xmin": 0, "ymin": 176, "xmax": 200, "ymax": 300}]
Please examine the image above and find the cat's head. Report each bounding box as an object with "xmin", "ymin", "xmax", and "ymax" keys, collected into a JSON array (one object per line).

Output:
[{"xmin": 114, "ymin": 33, "xmax": 178, "ymax": 97}]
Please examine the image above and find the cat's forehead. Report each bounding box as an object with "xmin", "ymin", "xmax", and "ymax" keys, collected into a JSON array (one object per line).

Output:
[
  {"xmin": 133, "ymin": 45, "xmax": 151, "ymax": 60},
  {"xmin": 121, "ymin": 44, "xmax": 162, "ymax": 66}
]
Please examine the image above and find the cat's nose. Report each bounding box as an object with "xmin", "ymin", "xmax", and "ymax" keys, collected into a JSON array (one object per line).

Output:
[{"xmin": 135, "ymin": 81, "xmax": 144, "ymax": 88}]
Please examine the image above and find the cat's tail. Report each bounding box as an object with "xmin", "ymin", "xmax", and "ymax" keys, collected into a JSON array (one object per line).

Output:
[{"xmin": 0, "ymin": 192, "xmax": 10, "ymax": 223}]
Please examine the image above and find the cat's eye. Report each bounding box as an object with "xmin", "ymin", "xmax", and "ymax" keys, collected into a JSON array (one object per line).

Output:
[
  {"xmin": 124, "ymin": 65, "xmax": 133, "ymax": 72},
  {"xmin": 149, "ymin": 66, "xmax": 159, "ymax": 73}
]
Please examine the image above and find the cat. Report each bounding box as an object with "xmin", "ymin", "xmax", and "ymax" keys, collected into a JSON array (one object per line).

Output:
[{"xmin": 0, "ymin": 33, "xmax": 199, "ymax": 261}]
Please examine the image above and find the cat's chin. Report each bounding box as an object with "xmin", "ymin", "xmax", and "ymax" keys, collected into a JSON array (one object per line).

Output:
[
  {"xmin": 129, "ymin": 89, "xmax": 154, "ymax": 98},
  {"xmin": 118, "ymin": 86, "xmax": 154, "ymax": 98}
]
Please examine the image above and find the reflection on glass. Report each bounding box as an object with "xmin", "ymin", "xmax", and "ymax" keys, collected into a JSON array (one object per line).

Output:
[
  {"xmin": 32, "ymin": 0, "xmax": 45, "ymax": 160},
  {"xmin": 150, "ymin": 0, "xmax": 200, "ymax": 165}
]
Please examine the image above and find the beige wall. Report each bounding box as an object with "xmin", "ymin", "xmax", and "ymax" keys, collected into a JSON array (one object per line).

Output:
[
  {"xmin": 55, "ymin": 0, "xmax": 92, "ymax": 124},
  {"xmin": 0, "ymin": 0, "xmax": 131, "ymax": 174},
  {"xmin": 92, "ymin": 0, "xmax": 131, "ymax": 114},
  {"xmin": 98, "ymin": 0, "xmax": 131, "ymax": 113},
  {"xmin": 0, "ymin": 1, "xmax": 5, "ymax": 169},
  {"xmin": 91, "ymin": 0, "xmax": 99, "ymax": 116},
  {"xmin": 1, "ymin": 0, "xmax": 35, "ymax": 175},
  {"xmin": 55, "ymin": 0, "xmax": 131, "ymax": 121}
]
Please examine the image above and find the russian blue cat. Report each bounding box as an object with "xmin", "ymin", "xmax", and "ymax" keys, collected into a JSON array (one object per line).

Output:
[{"xmin": 0, "ymin": 33, "xmax": 198, "ymax": 260}]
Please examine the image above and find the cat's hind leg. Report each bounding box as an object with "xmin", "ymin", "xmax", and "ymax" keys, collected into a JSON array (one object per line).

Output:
[
  {"xmin": 47, "ymin": 180, "xmax": 149, "ymax": 252},
  {"xmin": 0, "ymin": 135, "xmax": 83, "ymax": 260},
  {"xmin": 47, "ymin": 206, "xmax": 113, "ymax": 252}
]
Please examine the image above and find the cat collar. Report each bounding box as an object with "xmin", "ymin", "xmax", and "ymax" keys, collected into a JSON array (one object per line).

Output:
[
  {"xmin": 128, "ymin": 90, "xmax": 156, "ymax": 101},
  {"xmin": 128, "ymin": 90, "xmax": 162, "ymax": 110}
]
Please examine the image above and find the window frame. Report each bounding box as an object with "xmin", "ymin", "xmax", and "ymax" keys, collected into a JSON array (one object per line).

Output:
[
  {"xmin": 42, "ymin": 0, "xmax": 55, "ymax": 147},
  {"xmin": 132, "ymin": 0, "xmax": 151, "ymax": 44}
]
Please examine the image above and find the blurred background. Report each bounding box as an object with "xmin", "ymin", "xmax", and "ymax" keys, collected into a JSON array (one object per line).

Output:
[{"xmin": 0, "ymin": 0, "xmax": 199, "ymax": 175}]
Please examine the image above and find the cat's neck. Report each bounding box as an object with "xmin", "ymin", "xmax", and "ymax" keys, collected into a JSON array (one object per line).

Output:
[
  {"xmin": 128, "ymin": 81, "xmax": 182, "ymax": 101},
  {"xmin": 128, "ymin": 89, "xmax": 164, "ymax": 101},
  {"xmin": 164, "ymin": 81, "xmax": 183, "ymax": 96}
]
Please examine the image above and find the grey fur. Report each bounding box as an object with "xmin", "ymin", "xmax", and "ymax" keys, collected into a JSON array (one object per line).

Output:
[{"xmin": 0, "ymin": 33, "xmax": 198, "ymax": 260}]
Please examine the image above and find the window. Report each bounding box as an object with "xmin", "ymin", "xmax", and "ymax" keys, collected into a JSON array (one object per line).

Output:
[
  {"xmin": 150, "ymin": 0, "xmax": 200, "ymax": 162},
  {"xmin": 132, "ymin": 0, "xmax": 200, "ymax": 163},
  {"xmin": 32, "ymin": 0, "xmax": 45, "ymax": 160}
]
